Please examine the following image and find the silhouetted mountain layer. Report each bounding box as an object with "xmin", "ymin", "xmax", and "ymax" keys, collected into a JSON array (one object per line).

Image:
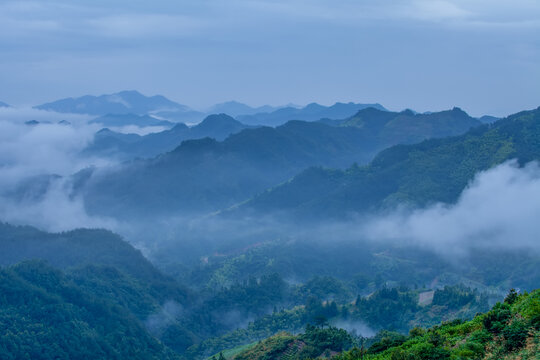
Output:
[
  {"xmin": 79, "ymin": 106, "xmax": 482, "ymax": 218},
  {"xmin": 329, "ymin": 107, "xmax": 481, "ymax": 148},
  {"xmin": 34, "ymin": 90, "xmax": 189, "ymax": 116},
  {"xmin": 0, "ymin": 223, "xmax": 195, "ymax": 359},
  {"xmin": 84, "ymin": 113, "xmax": 249, "ymax": 160},
  {"xmin": 237, "ymin": 102, "xmax": 387, "ymax": 126},
  {"xmin": 0, "ymin": 223, "xmax": 174, "ymax": 284}
]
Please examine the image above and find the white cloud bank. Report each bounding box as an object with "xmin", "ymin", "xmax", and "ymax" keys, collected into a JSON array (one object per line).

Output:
[
  {"xmin": 0, "ymin": 108, "xmax": 116, "ymax": 232},
  {"xmin": 364, "ymin": 160, "xmax": 540, "ymax": 255}
]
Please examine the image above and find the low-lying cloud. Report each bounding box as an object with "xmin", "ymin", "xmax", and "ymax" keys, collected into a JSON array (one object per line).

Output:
[
  {"xmin": 363, "ymin": 160, "xmax": 540, "ymax": 256},
  {"xmin": 145, "ymin": 300, "xmax": 185, "ymax": 334},
  {"xmin": 332, "ymin": 320, "xmax": 375, "ymax": 338},
  {"xmin": 1, "ymin": 108, "xmax": 538, "ymax": 266},
  {"xmin": 0, "ymin": 108, "xmax": 116, "ymax": 231}
]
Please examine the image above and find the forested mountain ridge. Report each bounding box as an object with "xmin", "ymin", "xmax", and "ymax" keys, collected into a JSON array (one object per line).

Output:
[
  {"xmin": 84, "ymin": 114, "xmax": 249, "ymax": 160},
  {"xmin": 34, "ymin": 90, "xmax": 191, "ymax": 115},
  {"xmin": 79, "ymin": 120, "xmax": 380, "ymax": 218},
  {"xmin": 0, "ymin": 223, "xmax": 198, "ymax": 359},
  {"xmin": 335, "ymin": 106, "xmax": 481, "ymax": 148},
  {"xmin": 79, "ymin": 106, "xmax": 483, "ymax": 218},
  {"xmin": 244, "ymin": 106, "xmax": 540, "ymax": 217}
]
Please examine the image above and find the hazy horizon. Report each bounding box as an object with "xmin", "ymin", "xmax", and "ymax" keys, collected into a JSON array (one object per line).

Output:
[{"xmin": 1, "ymin": 0, "xmax": 539, "ymax": 117}]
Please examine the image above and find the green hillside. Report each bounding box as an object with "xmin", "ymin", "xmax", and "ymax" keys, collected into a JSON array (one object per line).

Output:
[
  {"xmin": 336, "ymin": 289, "xmax": 540, "ymax": 360},
  {"xmin": 228, "ymin": 289, "xmax": 539, "ymax": 360}
]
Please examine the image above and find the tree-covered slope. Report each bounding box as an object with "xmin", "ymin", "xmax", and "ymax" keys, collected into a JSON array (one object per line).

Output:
[
  {"xmin": 335, "ymin": 289, "xmax": 539, "ymax": 360},
  {"xmin": 245, "ymin": 107, "xmax": 540, "ymax": 217},
  {"xmin": 0, "ymin": 261, "xmax": 182, "ymax": 360},
  {"xmin": 0, "ymin": 223, "xmax": 201, "ymax": 356},
  {"xmin": 0, "ymin": 223, "xmax": 171, "ymax": 284}
]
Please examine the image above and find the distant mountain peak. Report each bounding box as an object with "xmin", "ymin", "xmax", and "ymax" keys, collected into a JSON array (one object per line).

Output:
[
  {"xmin": 34, "ymin": 90, "xmax": 189, "ymax": 115},
  {"xmin": 304, "ymin": 102, "xmax": 324, "ymax": 110},
  {"xmin": 0, "ymin": 101, "xmax": 10, "ymax": 108},
  {"xmin": 199, "ymin": 113, "xmax": 238, "ymax": 124},
  {"xmin": 400, "ymin": 109, "xmax": 416, "ymax": 116},
  {"xmin": 445, "ymin": 107, "xmax": 470, "ymax": 118}
]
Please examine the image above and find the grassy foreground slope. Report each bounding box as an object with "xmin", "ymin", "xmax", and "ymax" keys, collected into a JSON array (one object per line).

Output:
[
  {"xmin": 338, "ymin": 289, "xmax": 540, "ymax": 360},
  {"xmin": 229, "ymin": 289, "xmax": 539, "ymax": 360}
]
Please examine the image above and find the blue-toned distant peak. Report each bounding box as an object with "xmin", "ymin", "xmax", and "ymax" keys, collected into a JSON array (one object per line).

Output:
[
  {"xmin": 208, "ymin": 101, "xmax": 280, "ymax": 117},
  {"xmin": 198, "ymin": 113, "xmax": 239, "ymax": 126},
  {"xmin": 236, "ymin": 101, "xmax": 388, "ymax": 126},
  {"xmin": 33, "ymin": 90, "xmax": 190, "ymax": 115},
  {"xmin": 0, "ymin": 101, "xmax": 10, "ymax": 108},
  {"xmin": 190, "ymin": 113, "xmax": 248, "ymax": 136}
]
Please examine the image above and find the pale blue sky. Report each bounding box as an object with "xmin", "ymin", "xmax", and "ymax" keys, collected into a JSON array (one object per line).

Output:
[{"xmin": 1, "ymin": 0, "xmax": 539, "ymax": 116}]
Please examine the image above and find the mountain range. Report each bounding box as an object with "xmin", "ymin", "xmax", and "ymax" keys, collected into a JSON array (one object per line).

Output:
[
  {"xmin": 237, "ymin": 102, "xmax": 387, "ymax": 126},
  {"xmin": 243, "ymin": 107, "xmax": 540, "ymax": 218},
  {"xmin": 74, "ymin": 107, "xmax": 482, "ymax": 218},
  {"xmin": 324, "ymin": 106, "xmax": 480, "ymax": 149},
  {"xmin": 34, "ymin": 90, "xmax": 195, "ymax": 117},
  {"xmin": 84, "ymin": 113, "xmax": 249, "ymax": 160},
  {"xmin": 33, "ymin": 91, "xmax": 390, "ymax": 127}
]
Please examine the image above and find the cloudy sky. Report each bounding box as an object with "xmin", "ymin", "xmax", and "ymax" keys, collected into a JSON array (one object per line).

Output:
[{"xmin": 1, "ymin": 0, "xmax": 539, "ymax": 116}]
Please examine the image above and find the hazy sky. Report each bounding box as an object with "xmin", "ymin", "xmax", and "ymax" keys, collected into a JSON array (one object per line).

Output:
[{"xmin": 1, "ymin": 0, "xmax": 539, "ymax": 116}]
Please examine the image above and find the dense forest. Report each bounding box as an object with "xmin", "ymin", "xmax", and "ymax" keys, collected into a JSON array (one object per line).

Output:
[{"xmin": 1, "ymin": 222, "xmax": 532, "ymax": 359}]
